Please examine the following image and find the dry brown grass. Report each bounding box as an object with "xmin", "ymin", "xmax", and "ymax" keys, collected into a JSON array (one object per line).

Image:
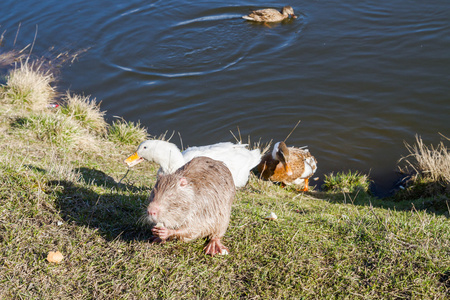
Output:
[
  {"xmin": 2, "ymin": 59, "xmax": 55, "ymax": 111},
  {"xmin": 400, "ymin": 134, "xmax": 450, "ymax": 184},
  {"xmin": 0, "ymin": 50, "xmax": 26, "ymax": 67},
  {"xmin": 229, "ymin": 129, "xmax": 272, "ymax": 156},
  {"xmin": 60, "ymin": 91, "xmax": 108, "ymax": 136}
]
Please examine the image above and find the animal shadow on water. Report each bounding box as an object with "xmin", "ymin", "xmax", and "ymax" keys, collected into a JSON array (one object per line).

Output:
[{"xmin": 45, "ymin": 167, "xmax": 154, "ymax": 242}]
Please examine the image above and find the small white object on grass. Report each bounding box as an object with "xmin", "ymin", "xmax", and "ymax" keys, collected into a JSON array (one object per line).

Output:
[
  {"xmin": 264, "ymin": 212, "xmax": 278, "ymax": 220},
  {"xmin": 47, "ymin": 251, "xmax": 64, "ymax": 263}
]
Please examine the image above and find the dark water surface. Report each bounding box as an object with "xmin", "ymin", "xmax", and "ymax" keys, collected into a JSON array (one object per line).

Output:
[{"xmin": 2, "ymin": 0, "xmax": 450, "ymax": 195}]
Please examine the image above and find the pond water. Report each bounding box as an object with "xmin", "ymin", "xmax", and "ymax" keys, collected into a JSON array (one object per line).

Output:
[{"xmin": 2, "ymin": 0, "xmax": 449, "ymax": 195}]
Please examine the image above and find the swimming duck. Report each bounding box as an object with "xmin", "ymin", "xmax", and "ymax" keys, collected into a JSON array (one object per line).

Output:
[
  {"xmin": 257, "ymin": 141, "xmax": 317, "ymax": 191},
  {"xmin": 124, "ymin": 140, "xmax": 261, "ymax": 188},
  {"xmin": 242, "ymin": 6, "xmax": 297, "ymax": 22}
]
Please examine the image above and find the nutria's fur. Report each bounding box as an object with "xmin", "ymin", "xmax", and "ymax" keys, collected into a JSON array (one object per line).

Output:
[{"xmin": 147, "ymin": 156, "xmax": 235, "ymax": 255}]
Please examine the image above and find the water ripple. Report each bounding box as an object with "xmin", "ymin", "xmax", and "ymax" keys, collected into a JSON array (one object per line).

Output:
[{"xmin": 98, "ymin": 4, "xmax": 307, "ymax": 79}]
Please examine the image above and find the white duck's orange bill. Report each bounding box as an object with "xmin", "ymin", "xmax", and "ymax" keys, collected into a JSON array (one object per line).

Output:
[{"xmin": 124, "ymin": 152, "xmax": 144, "ymax": 167}]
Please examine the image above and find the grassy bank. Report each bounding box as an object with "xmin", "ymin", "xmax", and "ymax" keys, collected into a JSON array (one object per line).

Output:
[{"xmin": 0, "ymin": 58, "xmax": 449, "ymax": 299}]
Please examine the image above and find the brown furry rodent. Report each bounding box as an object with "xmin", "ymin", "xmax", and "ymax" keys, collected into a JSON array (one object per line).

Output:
[{"xmin": 147, "ymin": 156, "xmax": 235, "ymax": 256}]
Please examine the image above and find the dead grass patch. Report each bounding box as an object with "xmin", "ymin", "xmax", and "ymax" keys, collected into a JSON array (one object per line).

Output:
[
  {"xmin": 60, "ymin": 91, "xmax": 108, "ymax": 136},
  {"xmin": 396, "ymin": 135, "xmax": 450, "ymax": 200},
  {"xmin": 0, "ymin": 50, "xmax": 26, "ymax": 67},
  {"xmin": 2, "ymin": 60, "xmax": 55, "ymax": 111},
  {"xmin": 400, "ymin": 134, "xmax": 450, "ymax": 184}
]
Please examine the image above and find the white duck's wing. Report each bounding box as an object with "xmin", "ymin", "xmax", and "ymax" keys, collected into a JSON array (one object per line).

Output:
[
  {"xmin": 182, "ymin": 142, "xmax": 261, "ymax": 188},
  {"xmin": 224, "ymin": 147, "xmax": 261, "ymax": 188},
  {"xmin": 181, "ymin": 142, "xmax": 236, "ymax": 162}
]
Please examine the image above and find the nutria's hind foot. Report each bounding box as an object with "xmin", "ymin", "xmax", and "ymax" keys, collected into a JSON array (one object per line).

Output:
[{"xmin": 204, "ymin": 238, "xmax": 229, "ymax": 256}]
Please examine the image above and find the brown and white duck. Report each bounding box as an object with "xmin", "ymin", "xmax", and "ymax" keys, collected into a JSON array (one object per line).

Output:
[
  {"xmin": 242, "ymin": 6, "xmax": 297, "ymax": 23},
  {"xmin": 257, "ymin": 141, "xmax": 317, "ymax": 191}
]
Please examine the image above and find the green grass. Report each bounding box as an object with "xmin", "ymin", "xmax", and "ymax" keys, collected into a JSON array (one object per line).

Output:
[
  {"xmin": 108, "ymin": 118, "xmax": 149, "ymax": 145},
  {"xmin": 0, "ymin": 59, "xmax": 449, "ymax": 299},
  {"xmin": 11, "ymin": 112, "xmax": 84, "ymax": 146},
  {"xmin": 322, "ymin": 170, "xmax": 371, "ymax": 194},
  {"xmin": 59, "ymin": 92, "xmax": 108, "ymax": 136}
]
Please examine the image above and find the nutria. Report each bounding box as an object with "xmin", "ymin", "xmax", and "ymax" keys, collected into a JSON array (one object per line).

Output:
[{"xmin": 147, "ymin": 156, "xmax": 235, "ymax": 256}]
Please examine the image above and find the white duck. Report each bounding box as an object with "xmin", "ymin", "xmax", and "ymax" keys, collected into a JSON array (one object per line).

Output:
[{"xmin": 124, "ymin": 140, "xmax": 261, "ymax": 188}]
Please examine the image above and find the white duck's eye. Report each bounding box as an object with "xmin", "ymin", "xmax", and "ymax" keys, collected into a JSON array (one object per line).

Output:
[{"xmin": 143, "ymin": 146, "xmax": 147, "ymax": 149}]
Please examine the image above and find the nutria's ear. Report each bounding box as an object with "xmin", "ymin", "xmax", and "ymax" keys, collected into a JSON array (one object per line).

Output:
[{"xmin": 179, "ymin": 177, "xmax": 188, "ymax": 187}]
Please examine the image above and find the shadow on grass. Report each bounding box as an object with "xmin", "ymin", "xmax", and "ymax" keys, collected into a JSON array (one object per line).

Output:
[
  {"xmin": 40, "ymin": 163, "xmax": 449, "ymax": 243},
  {"xmin": 46, "ymin": 167, "xmax": 154, "ymax": 242},
  {"xmin": 310, "ymin": 189, "xmax": 450, "ymax": 218},
  {"xmin": 75, "ymin": 167, "xmax": 149, "ymax": 193}
]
